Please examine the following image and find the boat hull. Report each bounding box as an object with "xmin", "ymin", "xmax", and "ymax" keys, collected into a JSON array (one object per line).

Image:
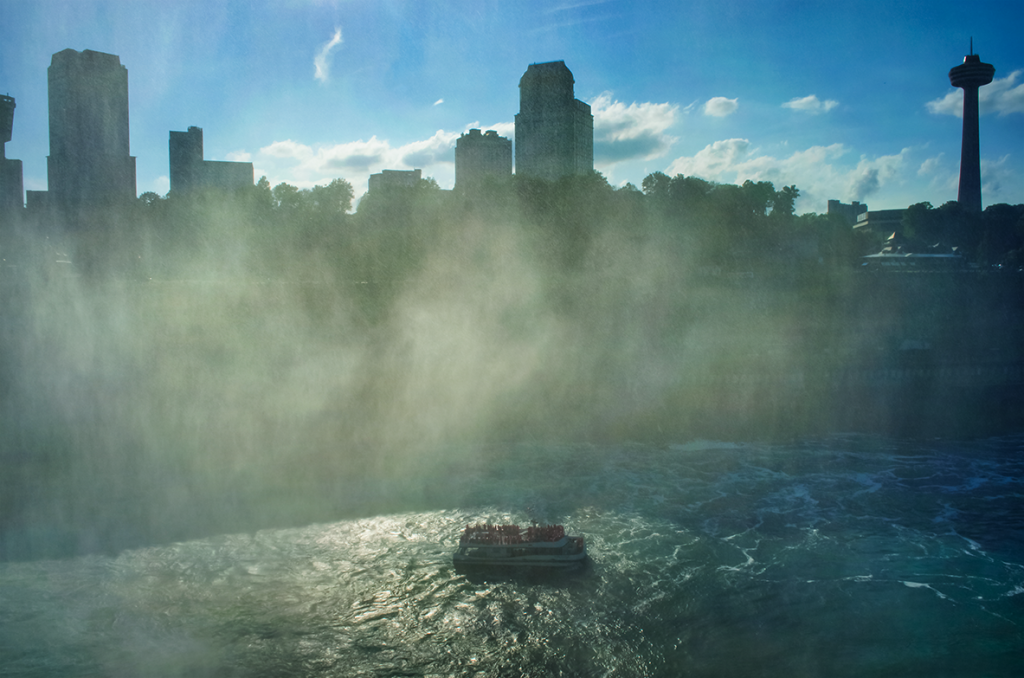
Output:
[{"xmin": 454, "ymin": 524, "xmax": 587, "ymax": 570}]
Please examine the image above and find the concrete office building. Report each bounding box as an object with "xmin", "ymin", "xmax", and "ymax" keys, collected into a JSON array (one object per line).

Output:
[
  {"xmin": 169, "ymin": 126, "xmax": 253, "ymax": 195},
  {"xmin": 853, "ymin": 208, "xmax": 906, "ymax": 237},
  {"xmin": 827, "ymin": 199, "xmax": 868, "ymax": 227},
  {"xmin": 454, "ymin": 129, "xmax": 512, "ymax": 192},
  {"xmin": 47, "ymin": 49, "xmax": 136, "ymax": 212},
  {"xmin": 948, "ymin": 42, "xmax": 995, "ymax": 212},
  {"xmin": 514, "ymin": 61, "xmax": 593, "ymax": 181},
  {"xmin": 368, "ymin": 168, "xmax": 422, "ymax": 193},
  {"xmin": 1, "ymin": 94, "xmax": 23, "ymax": 214}
]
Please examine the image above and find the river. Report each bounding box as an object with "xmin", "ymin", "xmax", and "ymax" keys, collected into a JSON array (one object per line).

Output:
[{"xmin": 1, "ymin": 435, "xmax": 1021, "ymax": 677}]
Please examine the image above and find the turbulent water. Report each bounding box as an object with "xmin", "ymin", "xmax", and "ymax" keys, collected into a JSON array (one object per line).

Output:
[{"xmin": 1, "ymin": 436, "xmax": 1022, "ymax": 677}]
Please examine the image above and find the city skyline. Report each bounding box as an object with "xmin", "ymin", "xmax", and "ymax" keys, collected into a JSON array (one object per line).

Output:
[{"xmin": 1, "ymin": 0, "xmax": 1022, "ymax": 213}]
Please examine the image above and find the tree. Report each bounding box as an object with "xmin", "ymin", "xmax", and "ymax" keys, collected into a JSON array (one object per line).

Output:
[
  {"xmin": 641, "ymin": 171, "xmax": 671, "ymax": 198},
  {"xmin": 669, "ymin": 174, "xmax": 713, "ymax": 206},
  {"xmin": 272, "ymin": 182, "xmax": 302, "ymax": 211},
  {"xmin": 740, "ymin": 180, "xmax": 776, "ymax": 218},
  {"xmin": 308, "ymin": 178, "xmax": 355, "ymax": 217},
  {"xmin": 251, "ymin": 176, "xmax": 274, "ymax": 211},
  {"xmin": 138, "ymin": 191, "xmax": 163, "ymax": 206},
  {"xmin": 977, "ymin": 203, "xmax": 1024, "ymax": 264},
  {"xmin": 771, "ymin": 185, "xmax": 799, "ymax": 221},
  {"xmin": 900, "ymin": 202, "xmax": 934, "ymax": 247}
]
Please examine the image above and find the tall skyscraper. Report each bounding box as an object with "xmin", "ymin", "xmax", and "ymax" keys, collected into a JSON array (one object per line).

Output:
[
  {"xmin": 514, "ymin": 61, "xmax": 593, "ymax": 181},
  {"xmin": 454, "ymin": 129, "xmax": 512, "ymax": 192},
  {"xmin": 0, "ymin": 94, "xmax": 23, "ymax": 214},
  {"xmin": 47, "ymin": 49, "xmax": 136, "ymax": 213},
  {"xmin": 948, "ymin": 42, "xmax": 995, "ymax": 212}
]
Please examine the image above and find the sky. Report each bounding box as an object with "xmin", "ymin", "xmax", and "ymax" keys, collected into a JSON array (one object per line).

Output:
[{"xmin": 2, "ymin": 0, "xmax": 1022, "ymax": 214}]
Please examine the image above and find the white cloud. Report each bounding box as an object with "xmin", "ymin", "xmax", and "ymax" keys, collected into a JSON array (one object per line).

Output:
[
  {"xmin": 590, "ymin": 91, "xmax": 678, "ymax": 164},
  {"xmin": 703, "ymin": 97, "xmax": 738, "ymax": 117},
  {"xmin": 398, "ymin": 129, "xmax": 460, "ymax": 167},
  {"xmin": 319, "ymin": 137, "xmax": 394, "ymax": 170},
  {"xmin": 261, "ymin": 139, "xmax": 315, "ymax": 160},
  {"xmin": 225, "ymin": 150, "xmax": 252, "ymax": 162},
  {"xmin": 987, "ymin": 70, "xmax": 1024, "ymax": 115},
  {"xmin": 153, "ymin": 175, "xmax": 170, "ymax": 195},
  {"xmin": 665, "ymin": 139, "xmax": 918, "ymax": 212},
  {"xmin": 782, "ymin": 94, "xmax": 839, "ymax": 114},
  {"xmin": 918, "ymin": 153, "xmax": 944, "ymax": 176},
  {"xmin": 981, "ymin": 154, "xmax": 1014, "ymax": 200},
  {"xmin": 927, "ymin": 90, "xmax": 962, "ymax": 117},
  {"xmin": 314, "ymin": 27, "xmax": 343, "ymax": 83},
  {"xmin": 434, "ymin": 99, "xmax": 444, "ymax": 106},
  {"xmin": 926, "ymin": 70, "xmax": 1024, "ymax": 117},
  {"xmin": 666, "ymin": 138, "xmax": 753, "ymax": 178},
  {"xmin": 253, "ymin": 130, "xmax": 464, "ymax": 197},
  {"xmin": 463, "ymin": 121, "xmax": 516, "ymax": 139}
]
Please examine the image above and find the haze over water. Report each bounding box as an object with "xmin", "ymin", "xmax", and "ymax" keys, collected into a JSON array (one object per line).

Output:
[{"xmin": 1, "ymin": 436, "xmax": 1021, "ymax": 677}]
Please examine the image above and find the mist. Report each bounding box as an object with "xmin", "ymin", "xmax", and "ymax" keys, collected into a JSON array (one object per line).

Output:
[{"xmin": 1, "ymin": 175, "xmax": 1022, "ymax": 561}]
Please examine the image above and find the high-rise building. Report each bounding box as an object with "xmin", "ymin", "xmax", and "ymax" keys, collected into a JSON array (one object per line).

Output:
[
  {"xmin": 948, "ymin": 42, "xmax": 995, "ymax": 212},
  {"xmin": 0, "ymin": 94, "xmax": 23, "ymax": 213},
  {"xmin": 454, "ymin": 129, "xmax": 512, "ymax": 192},
  {"xmin": 47, "ymin": 49, "xmax": 136, "ymax": 212},
  {"xmin": 514, "ymin": 61, "xmax": 593, "ymax": 181},
  {"xmin": 169, "ymin": 126, "xmax": 253, "ymax": 195}
]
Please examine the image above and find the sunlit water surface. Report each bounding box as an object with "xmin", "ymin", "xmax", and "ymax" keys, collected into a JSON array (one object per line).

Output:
[{"xmin": 2, "ymin": 436, "xmax": 1022, "ymax": 677}]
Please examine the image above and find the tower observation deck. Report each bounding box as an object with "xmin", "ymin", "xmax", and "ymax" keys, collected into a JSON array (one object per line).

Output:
[{"xmin": 948, "ymin": 41, "xmax": 995, "ymax": 212}]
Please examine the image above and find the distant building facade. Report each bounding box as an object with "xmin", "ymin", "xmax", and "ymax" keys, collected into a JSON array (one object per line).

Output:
[
  {"xmin": 169, "ymin": 126, "xmax": 253, "ymax": 195},
  {"xmin": 854, "ymin": 208, "xmax": 906, "ymax": 236},
  {"xmin": 368, "ymin": 168, "xmax": 422, "ymax": 192},
  {"xmin": 514, "ymin": 61, "xmax": 593, "ymax": 181},
  {"xmin": 455, "ymin": 129, "xmax": 512, "ymax": 192},
  {"xmin": 827, "ymin": 199, "xmax": 867, "ymax": 227},
  {"xmin": 47, "ymin": 49, "xmax": 136, "ymax": 212},
  {"xmin": 0, "ymin": 94, "xmax": 23, "ymax": 214}
]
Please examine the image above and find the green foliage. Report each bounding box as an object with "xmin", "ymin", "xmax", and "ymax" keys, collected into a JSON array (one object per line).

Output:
[
  {"xmin": 49, "ymin": 169, "xmax": 1024, "ymax": 287},
  {"xmin": 641, "ymin": 171, "xmax": 671, "ymax": 197},
  {"xmin": 272, "ymin": 182, "xmax": 302, "ymax": 210},
  {"xmin": 772, "ymin": 185, "xmax": 799, "ymax": 221}
]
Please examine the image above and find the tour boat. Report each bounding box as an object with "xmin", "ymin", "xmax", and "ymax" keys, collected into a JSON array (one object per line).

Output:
[{"xmin": 453, "ymin": 523, "xmax": 587, "ymax": 569}]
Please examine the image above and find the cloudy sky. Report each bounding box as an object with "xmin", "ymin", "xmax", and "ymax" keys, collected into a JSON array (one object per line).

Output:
[{"xmin": 2, "ymin": 0, "xmax": 1022, "ymax": 213}]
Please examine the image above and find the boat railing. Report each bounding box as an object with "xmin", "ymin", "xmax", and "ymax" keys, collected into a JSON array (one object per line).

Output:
[{"xmin": 460, "ymin": 523, "xmax": 568, "ymax": 545}]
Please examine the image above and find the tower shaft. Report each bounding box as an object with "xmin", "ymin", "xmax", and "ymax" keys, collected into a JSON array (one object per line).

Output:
[{"xmin": 957, "ymin": 84, "xmax": 983, "ymax": 212}]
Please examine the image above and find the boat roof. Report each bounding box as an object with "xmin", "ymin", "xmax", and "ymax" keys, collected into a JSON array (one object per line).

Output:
[{"xmin": 464, "ymin": 535, "xmax": 571, "ymax": 549}]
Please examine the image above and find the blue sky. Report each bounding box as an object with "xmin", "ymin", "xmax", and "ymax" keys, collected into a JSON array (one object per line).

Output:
[{"xmin": 2, "ymin": 0, "xmax": 1022, "ymax": 213}]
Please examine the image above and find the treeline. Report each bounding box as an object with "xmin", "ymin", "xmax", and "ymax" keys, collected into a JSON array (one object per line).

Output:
[
  {"xmin": 102, "ymin": 170, "xmax": 1019, "ymax": 284},
  {"xmin": 900, "ymin": 200, "xmax": 1024, "ymax": 266}
]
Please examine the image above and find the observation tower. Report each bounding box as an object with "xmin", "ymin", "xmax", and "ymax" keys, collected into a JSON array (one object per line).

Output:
[{"xmin": 948, "ymin": 40, "xmax": 995, "ymax": 212}]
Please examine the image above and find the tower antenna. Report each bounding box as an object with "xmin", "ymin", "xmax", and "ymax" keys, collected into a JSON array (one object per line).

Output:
[{"xmin": 970, "ymin": 37, "xmax": 973, "ymax": 55}]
